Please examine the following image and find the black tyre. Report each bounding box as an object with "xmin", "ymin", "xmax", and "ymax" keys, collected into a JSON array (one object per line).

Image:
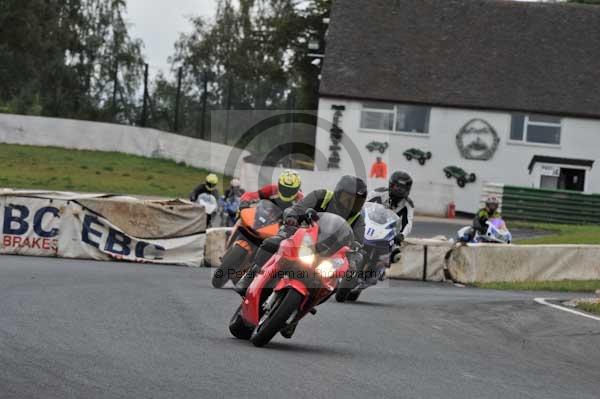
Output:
[
  {"xmin": 250, "ymin": 289, "xmax": 304, "ymax": 347},
  {"xmin": 211, "ymin": 244, "xmax": 248, "ymax": 288},
  {"xmin": 406, "ymin": 154, "xmax": 413, "ymax": 161},
  {"xmin": 418, "ymin": 158, "xmax": 426, "ymax": 166},
  {"xmin": 426, "ymin": 152, "xmax": 432, "ymax": 159},
  {"xmin": 445, "ymin": 172, "xmax": 452, "ymax": 179},
  {"xmin": 457, "ymin": 177, "xmax": 466, "ymax": 188},
  {"xmin": 378, "ymin": 147, "xmax": 385, "ymax": 154},
  {"xmin": 469, "ymin": 173, "xmax": 477, "ymax": 183},
  {"xmin": 346, "ymin": 291, "xmax": 361, "ymax": 302},
  {"xmin": 336, "ymin": 273, "xmax": 359, "ymax": 303},
  {"xmin": 229, "ymin": 305, "xmax": 253, "ymax": 340}
]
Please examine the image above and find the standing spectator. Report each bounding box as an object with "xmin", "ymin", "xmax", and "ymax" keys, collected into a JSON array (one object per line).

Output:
[
  {"xmin": 370, "ymin": 156, "xmax": 388, "ymax": 179},
  {"xmin": 224, "ymin": 178, "xmax": 245, "ymax": 200},
  {"xmin": 189, "ymin": 173, "xmax": 220, "ymax": 202},
  {"xmin": 190, "ymin": 173, "xmax": 220, "ymax": 227}
]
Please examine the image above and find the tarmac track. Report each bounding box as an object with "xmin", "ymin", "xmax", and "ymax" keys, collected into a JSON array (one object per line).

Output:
[{"xmin": 0, "ymin": 255, "xmax": 599, "ymax": 399}]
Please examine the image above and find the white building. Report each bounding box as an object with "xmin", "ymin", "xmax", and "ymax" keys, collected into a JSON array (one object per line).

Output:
[{"xmin": 314, "ymin": 0, "xmax": 600, "ymax": 215}]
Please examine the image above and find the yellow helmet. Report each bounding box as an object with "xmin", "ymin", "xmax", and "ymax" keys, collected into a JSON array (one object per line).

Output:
[
  {"xmin": 278, "ymin": 169, "xmax": 301, "ymax": 202},
  {"xmin": 205, "ymin": 173, "xmax": 219, "ymax": 188}
]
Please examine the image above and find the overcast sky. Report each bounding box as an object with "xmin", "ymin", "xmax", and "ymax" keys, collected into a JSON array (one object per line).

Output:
[{"xmin": 126, "ymin": 0, "xmax": 216, "ymax": 75}]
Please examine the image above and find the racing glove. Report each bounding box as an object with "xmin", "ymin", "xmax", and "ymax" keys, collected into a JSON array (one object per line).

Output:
[
  {"xmin": 394, "ymin": 233, "xmax": 405, "ymax": 245},
  {"xmin": 390, "ymin": 247, "xmax": 402, "ymax": 266},
  {"xmin": 284, "ymin": 215, "xmax": 299, "ymax": 227}
]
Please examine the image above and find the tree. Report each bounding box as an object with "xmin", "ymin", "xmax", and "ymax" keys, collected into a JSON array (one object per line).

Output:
[
  {"xmin": 161, "ymin": 0, "xmax": 331, "ymax": 153},
  {"xmin": 0, "ymin": 0, "xmax": 145, "ymax": 124}
]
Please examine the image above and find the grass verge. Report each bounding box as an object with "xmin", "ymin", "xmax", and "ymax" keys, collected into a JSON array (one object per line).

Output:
[
  {"xmin": 576, "ymin": 302, "xmax": 600, "ymax": 316},
  {"xmin": 0, "ymin": 143, "xmax": 229, "ymax": 197},
  {"xmin": 474, "ymin": 280, "xmax": 600, "ymax": 293},
  {"xmin": 512, "ymin": 221, "xmax": 600, "ymax": 245}
]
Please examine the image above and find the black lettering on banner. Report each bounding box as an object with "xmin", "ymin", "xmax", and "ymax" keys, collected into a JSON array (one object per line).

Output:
[
  {"xmin": 33, "ymin": 207, "xmax": 60, "ymax": 238},
  {"xmin": 3, "ymin": 204, "xmax": 30, "ymax": 235},
  {"xmin": 105, "ymin": 229, "xmax": 131, "ymax": 256},
  {"xmin": 135, "ymin": 242, "xmax": 165, "ymax": 260},
  {"xmin": 82, "ymin": 214, "xmax": 104, "ymax": 249}
]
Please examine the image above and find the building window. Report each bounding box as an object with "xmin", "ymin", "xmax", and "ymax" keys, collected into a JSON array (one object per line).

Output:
[
  {"xmin": 361, "ymin": 102, "xmax": 430, "ymax": 134},
  {"xmin": 510, "ymin": 114, "xmax": 561, "ymax": 145}
]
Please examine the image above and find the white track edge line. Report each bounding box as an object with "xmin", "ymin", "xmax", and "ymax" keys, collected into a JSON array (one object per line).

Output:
[{"xmin": 534, "ymin": 298, "xmax": 600, "ymax": 322}]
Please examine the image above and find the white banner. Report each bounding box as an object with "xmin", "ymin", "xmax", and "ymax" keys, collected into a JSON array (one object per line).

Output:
[{"xmin": 0, "ymin": 194, "xmax": 205, "ymax": 267}]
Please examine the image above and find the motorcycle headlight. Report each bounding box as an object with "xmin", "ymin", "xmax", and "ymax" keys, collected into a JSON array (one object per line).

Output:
[
  {"xmin": 315, "ymin": 260, "xmax": 335, "ymax": 278},
  {"xmin": 299, "ymin": 246, "xmax": 315, "ymax": 265},
  {"xmin": 315, "ymin": 258, "xmax": 346, "ymax": 278},
  {"xmin": 298, "ymin": 234, "xmax": 315, "ymax": 265}
]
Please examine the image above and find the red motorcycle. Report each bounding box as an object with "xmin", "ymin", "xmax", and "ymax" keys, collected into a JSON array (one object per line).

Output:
[{"xmin": 228, "ymin": 211, "xmax": 354, "ymax": 347}]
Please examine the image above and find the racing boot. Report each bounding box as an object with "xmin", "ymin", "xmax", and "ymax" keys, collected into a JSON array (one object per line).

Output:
[{"xmin": 234, "ymin": 264, "xmax": 260, "ymax": 297}]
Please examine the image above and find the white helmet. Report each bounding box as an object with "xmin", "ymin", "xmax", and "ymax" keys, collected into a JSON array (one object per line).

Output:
[{"xmin": 230, "ymin": 178, "xmax": 241, "ymax": 188}]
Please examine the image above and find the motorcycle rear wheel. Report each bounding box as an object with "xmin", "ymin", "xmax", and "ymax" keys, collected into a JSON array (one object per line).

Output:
[
  {"xmin": 229, "ymin": 305, "xmax": 253, "ymax": 340},
  {"xmin": 250, "ymin": 289, "xmax": 304, "ymax": 347},
  {"xmin": 211, "ymin": 244, "xmax": 249, "ymax": 288},
  {"xmin": 346, "ymin": 291, "xmax": 361, "ymax": 302}
]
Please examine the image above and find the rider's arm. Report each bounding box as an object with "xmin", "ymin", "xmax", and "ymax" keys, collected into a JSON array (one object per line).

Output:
[
  {"xmin": 189, "ymin": 184, "xmax": 205, "ymax": 201},
  {"xmin": 366, "ymin": 189, "xmax": 384, "ymax": 204},
  {"xmin": 400, "ymin": 201, "xmax": 414, "ymax": 237},
  {"xmin": 351, "ymin": 214, "xmax": 366, "ymax": 245},
  {"xmin": 240, "ymin": 190, "xmax": 260, "ymax": 202},
  {"xmin": 288, "ymin": 189, "xmax": 326, "ymax": 219},
  {"xmin": 258, "ymin": 184, "xmax": 278, "ymax": 199},
  {"xmin": 472, "ymin": 209, "xmax": 488, "ymax": 233}
]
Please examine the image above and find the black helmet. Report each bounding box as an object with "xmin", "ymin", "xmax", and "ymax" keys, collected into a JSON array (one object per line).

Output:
[
  {"xmin": 389, "ymin": 171, "xmax": 413, "ymax": 202},
  {"xmin": 333, "ymin": 175, "xmax": 368, "ymax": 217}
]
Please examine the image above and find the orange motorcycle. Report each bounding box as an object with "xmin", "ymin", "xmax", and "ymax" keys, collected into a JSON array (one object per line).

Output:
[{"xmin": 211, "ymin": 199, "xmax": 283, "ymax": 288}]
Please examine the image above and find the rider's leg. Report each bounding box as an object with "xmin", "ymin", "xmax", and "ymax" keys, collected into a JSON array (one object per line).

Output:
[{"xmin": 234, "ymin": 234, "xmax": 285, "ymax": 296}]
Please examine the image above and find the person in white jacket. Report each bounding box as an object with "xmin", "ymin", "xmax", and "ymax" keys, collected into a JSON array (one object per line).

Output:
[{"xmin": 367, "ymin": 171, "xmax": 414, "ymax": 244}]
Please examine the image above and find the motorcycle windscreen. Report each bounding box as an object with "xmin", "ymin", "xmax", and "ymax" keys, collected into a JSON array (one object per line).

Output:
[
  {"xmin": 315, "ymin": 213, "xmax": 354, "ymax": 257},
  {"xmin": 363, "ymin": 203, "xmax": 400, "ymax": 228},
  {"xmin": 489, "ymin": 218, "xmax": 507, "ymax": 232},
  {"xmin": 487, "ymin": 219, "xmax": 510, "ymax": 242},
  {"xmin": 253, "ymin": 200, "xmax": 283, "ymax": 237}
]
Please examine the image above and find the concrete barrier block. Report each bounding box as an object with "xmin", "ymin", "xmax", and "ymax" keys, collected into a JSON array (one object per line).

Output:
[
  {"xmin": 447, "ymin": 244, "xmax": 600, "ymax": 283},
  {"xmin": 388, "ymin": 239, "xmax": 452, "ymax": 282},
  {"xmin": 204, "ymin": 227, "xmax": 233, "ymax": 268}
]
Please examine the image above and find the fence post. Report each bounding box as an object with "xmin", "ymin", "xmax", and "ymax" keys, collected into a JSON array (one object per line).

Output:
[
  {"xmin": 140, "ymin": 63, "xmax": 149, "ymax": 127},
  {"xmin": 200, "ymin": 70, "xmax": 209, "ymax": 140},
  {"xmin": 174, "ymin": 67, "xmax": 183, "ymax": 133},
  {"xmin": 112, "ymin": 61, "xmax": 119, "ymax": 121},
  {"xmin": 422, "ymin": 245, "xmax": 429, "ymax": 282}
]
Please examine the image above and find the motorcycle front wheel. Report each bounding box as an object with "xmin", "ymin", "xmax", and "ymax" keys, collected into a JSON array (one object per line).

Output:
[{"xmin": 250, "ymin": 289, "xmax": 304, "ymax": 347}]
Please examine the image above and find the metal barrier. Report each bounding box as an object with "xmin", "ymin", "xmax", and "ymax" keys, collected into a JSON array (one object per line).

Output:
[{"xmin": 502, "ymin": 185, "xmax": 600, "ymax": 225}]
